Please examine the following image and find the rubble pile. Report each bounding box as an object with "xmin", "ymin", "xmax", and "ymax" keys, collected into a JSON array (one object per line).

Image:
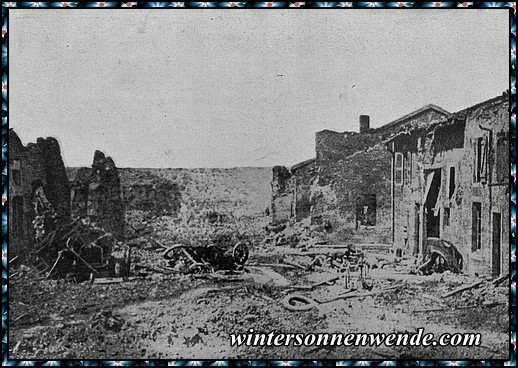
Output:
[
  {"xmin": 262, "ymin": 219, "xmax": 327, "ymax": 248},
  {"xmin": 11, "ymin": 215, "xmax": 130, "ymax": 282},
  {"xmin": 126, "ymin": 210, "xmax": 261, "ymax": 276}
]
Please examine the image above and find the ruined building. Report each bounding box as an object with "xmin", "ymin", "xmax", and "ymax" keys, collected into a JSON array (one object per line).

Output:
[
  {"xmin": 68, "ymin": 150, "xmax": 125, "ymax": 239},
  {"xmin": 272, "ymin": 105, "xmax": 451, "ymax": 244},
  {"xmin": 387, "ymin": 95, "xmax": 509, "ymax": 277},
  {"xmin": 8, "ymin": 129, "xmax": 71, "ymax": 258},
  {"xmin": 272, "ymin": 94, "xmax": 509, "ymax": 277}
]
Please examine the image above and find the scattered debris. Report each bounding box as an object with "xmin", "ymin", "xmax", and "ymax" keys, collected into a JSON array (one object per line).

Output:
[
  {"xmin": 441, "ymin": 280, "xmax": 484, "ymax": 298},
  {"xmin": 163, "ymin": 241, "xmax": 249, "ymax": 274},
  {"xmin": 20, "ymin": 215, "xmax": 132, "ymax": 282}
]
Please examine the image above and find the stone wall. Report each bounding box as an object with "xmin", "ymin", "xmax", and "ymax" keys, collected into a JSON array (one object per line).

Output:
[
  {"xmin": 311, "ymin": 142, "xmax": 392, "ymax": 243},
  {"xmin": 68, "ymin": 150, "xmax": 125, "ymax": 239},
  {"xmin": 120, "ymin": 167, "xmax": 272, "ymax": 243},
  {"xmin": 8, "ymin": 129, "xmax": 71, "ymax": 258}
]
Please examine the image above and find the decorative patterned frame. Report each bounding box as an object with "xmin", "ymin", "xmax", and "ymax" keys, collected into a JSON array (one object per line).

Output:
[{"xmin": 0, "ymin": 2, "xmax": 516, "ymax": 366}]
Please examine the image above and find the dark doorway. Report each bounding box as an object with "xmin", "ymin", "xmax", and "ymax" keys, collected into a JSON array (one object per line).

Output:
[
  {"xmin": 296, "ymin": 183, "xmax": 311, "ymax": 222},
  {"xmin": 424, "ymin": 169, "xmax": 442, "ymax": 239},
  {"xmin": 356, "ymin": 194, "xmax": 376, "ymax": 227},
  {"xmin": 492, "ymin": 212, "xmax": 502, "ymax": 277}
]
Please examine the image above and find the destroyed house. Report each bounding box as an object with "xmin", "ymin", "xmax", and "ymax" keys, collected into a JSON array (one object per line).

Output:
[
  {"xmin": 8, "ymin": 129, "xmax": 71, "ymax": 259},
  {"xmin": 272, "ymin": 105, "xmax": 450, "ymax": 244},
  {"xmin": 271, "ymin": 158, "xmax": 316, "ymax": 223},
  {"xmin": 68, "ymin": 150, "xmax": 125, "ymax": 240},
  {"xmin": 387, "ymin": 94, "xmax": 509, "ymax": 277}
]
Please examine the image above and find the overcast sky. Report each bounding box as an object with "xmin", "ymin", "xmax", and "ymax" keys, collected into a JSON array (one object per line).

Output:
[{"xmin": 9, "ymin": 9, "xmax": 508, "ymax": 168}]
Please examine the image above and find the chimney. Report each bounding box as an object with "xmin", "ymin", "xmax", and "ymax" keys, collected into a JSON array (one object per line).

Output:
[{"xmin": 359, "ymin": 115, "xmax": 370, "ymax": 133}]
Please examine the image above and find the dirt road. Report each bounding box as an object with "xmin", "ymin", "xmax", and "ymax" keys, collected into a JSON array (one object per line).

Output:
[{"xmin": 9, "ymin": 259, "xmax": 508, "ymax": 360}]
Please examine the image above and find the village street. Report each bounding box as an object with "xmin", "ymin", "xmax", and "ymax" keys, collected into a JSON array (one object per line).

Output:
[{"xmin": 9, "ymin": 242, "xmax": 508, "ymax": 360}]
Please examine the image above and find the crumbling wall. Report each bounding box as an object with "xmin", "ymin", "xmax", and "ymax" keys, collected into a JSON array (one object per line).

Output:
[
  {"xmin": 312, "ymin": 142, "xmax": 392, "ymax": 243},
  {"xmin": 90, "ymin": 151, "xmax": 125, "ymax": 239},
  {"xmin": 315, "ymin": 130, "xmax": 357, "ymax": 161},
  {"xmin": 293, "ymin": 160, "xmax": 316, "ymax": 222},
  {"xmin": 307, "ymin": 108, "xmax": 450, "ymax": 245},
  {"xmin": 271, "ymin": 166, "xmax": 293, "ymax": 223},
  {"xmin": 35, "ymin": 137, "xmax": 71, "ymax": 222},
  {"xmin": 389, "ymin": 95, "xmax": 509, "ymax": 277},
  {"xmin": 68, "ymin": 150, "xmax": 125, "ymax": 239},
  {"xmin": 8, "ymin": 129, "xmax": 71, "ymax": 258}
]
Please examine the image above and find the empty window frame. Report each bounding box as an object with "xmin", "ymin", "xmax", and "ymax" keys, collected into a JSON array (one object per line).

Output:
[
  {"xmin": 475, "ymin": 137, "xmax": 488, "ymax": 183},
  {"xmin": 449, "ymin": 166, "xmax": 456, "ymax": 200},
  {"xmin": 472, "ymin": 202, "xmax": 482, "ymax": 251}
]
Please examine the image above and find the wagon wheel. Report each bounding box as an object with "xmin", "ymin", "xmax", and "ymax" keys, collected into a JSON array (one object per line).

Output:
[
  {"xmin": 232, "ymin": 242, "xmax": 249, "ymax": 266},
  {"xmin": 163, "ymin": 244, "xmax": 193, "ymax": 272}
]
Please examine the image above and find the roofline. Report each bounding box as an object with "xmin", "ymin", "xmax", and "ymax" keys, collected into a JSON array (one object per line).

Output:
[
  {"xmin": 315, "ymin": 104, "xmax": 450, "ymax": 137},
  {"xmin": 385, "ymin": 93, "xmax": 509, "ymax": 144},
  {"xmin": 380, "ymin": 104, "xmax": 451, "ymax": 131},
  {"xmin": 291, "ymin": 157, "xmax": 316, "ymax": 172},
  {"xmin": 451, "ymin": 93, "xmax": 508, "ymax": 117}
]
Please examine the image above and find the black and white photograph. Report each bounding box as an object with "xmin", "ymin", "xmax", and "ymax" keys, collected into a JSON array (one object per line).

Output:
[{"xmin": 5, "ymin": 5, "xmax": 512, "ymax": 362}]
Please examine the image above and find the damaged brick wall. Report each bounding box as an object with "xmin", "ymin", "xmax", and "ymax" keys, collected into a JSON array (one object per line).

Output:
[
  {"xmin": 8, "ymin": 129, "xmax": 71, "ymax": 258},
  {"xmin": 68, "ymin": 150, "xmax": 125, "ymax": 239}
]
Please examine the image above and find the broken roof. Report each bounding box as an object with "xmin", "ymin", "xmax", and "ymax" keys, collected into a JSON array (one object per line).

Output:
[
  {"xmin": 379, "ymin": 104, "xmax": 451, "ymax": 132},
  {"xmin": 386, "ymin": 93, "xmax": 509, "ymax": 145}
]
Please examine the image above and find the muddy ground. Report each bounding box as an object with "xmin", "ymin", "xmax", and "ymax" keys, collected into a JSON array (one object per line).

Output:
[{"xmin": 8, "ymin": 243, "xmax": 509, "ymax": 361}]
